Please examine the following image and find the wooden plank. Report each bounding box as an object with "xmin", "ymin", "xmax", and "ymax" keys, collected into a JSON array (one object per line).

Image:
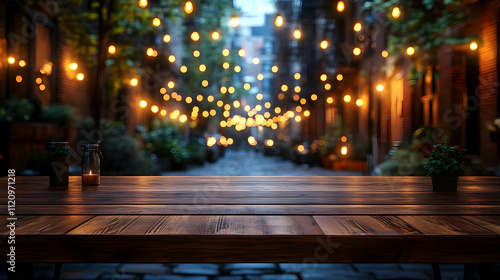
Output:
[
  {"xmin": 398, "ymin": 216, "xmax": 497, "ymax": 235},
  {"xmin": 0, "ymin": 216, "xmax": 93, "ymax": 235},
  {"xmin": 460, "ymin": 216, "xmax": 500, "ymax": 235},
  {"xmin": 15, "ymin": 204, "xmax": 500, "ymax": 215},
  {"xmin": 314, "ymin": 216, "xmax": 421, "ymax": 235},
  {"xmin": 7, "ymin": 191, "xmax": 500, "ymax": 205},
  {"xmin": 67, "ymin": 215, "xmax": 324, "ymax": 235}
]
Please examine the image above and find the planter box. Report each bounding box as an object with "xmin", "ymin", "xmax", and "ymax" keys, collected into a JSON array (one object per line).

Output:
[{"xmin": 333, "ymin": 160, "xmax": 367, "ymax": 172}]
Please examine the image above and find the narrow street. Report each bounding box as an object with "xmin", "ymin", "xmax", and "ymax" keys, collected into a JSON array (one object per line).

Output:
[{"xmin": 162, "ymin": 149, "xmax": 362, "ymax": 176}]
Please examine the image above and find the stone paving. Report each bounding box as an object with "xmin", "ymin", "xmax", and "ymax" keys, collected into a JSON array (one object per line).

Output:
[{"xmin": 3, "ymin": 150, "xmax": 498, "ymax": 279}]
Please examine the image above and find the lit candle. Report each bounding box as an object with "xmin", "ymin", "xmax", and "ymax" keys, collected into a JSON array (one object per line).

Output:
[{"xmin": 82, "ymin": 170, "xmax": 99, "ymax": 186}]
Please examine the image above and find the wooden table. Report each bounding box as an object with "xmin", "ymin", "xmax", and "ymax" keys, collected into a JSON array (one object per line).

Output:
[{"xmin": 1, "ymin": 176, "xmax": 500, "ymax": 267}]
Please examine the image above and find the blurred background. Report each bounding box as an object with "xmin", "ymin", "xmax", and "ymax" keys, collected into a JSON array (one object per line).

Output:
[{"xmin": 1, "ymin": 0, "xmax": 499, "ymax": 176}]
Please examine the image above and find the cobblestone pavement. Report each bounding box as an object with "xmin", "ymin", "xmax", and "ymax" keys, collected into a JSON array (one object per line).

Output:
[
  {"xmin": 2, "ymin": 262, "xmax": 494, "ymax": 280},
  {"xmin": 162, "ymin": 149, "xmax": 363, "ymax": 176},
  {"xmin": 4, "ymin": 150, "xmax": 497, "ymax": 279}
]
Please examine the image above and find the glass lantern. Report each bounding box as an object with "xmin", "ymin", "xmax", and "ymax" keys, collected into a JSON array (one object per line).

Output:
[{"xmin": 81, "ymin": 142, "xmax": 103, "ymax": 186}]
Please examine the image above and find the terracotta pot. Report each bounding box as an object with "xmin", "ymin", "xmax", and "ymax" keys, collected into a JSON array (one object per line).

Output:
[{"xmin": 431, "ymin": 174, "xmax": 458, "ymax": 191}]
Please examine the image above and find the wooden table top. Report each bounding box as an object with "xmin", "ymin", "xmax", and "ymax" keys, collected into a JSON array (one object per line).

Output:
[{"xmin": 1, "ymin": 176, "xmax": 500, "ymax": 263}]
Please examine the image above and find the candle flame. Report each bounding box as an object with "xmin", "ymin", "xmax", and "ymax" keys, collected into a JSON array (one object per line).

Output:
[{"xmin": 89, "ymin": 170, "xmax": 92, "ymax": 175}]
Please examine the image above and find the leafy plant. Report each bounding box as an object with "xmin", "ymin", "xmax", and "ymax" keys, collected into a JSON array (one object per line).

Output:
[
  {"xmin": 142, "ymin": 127, "xmax": 189, "ymax": 170},
  {"xmin": 41, "ymin": 105, "xmax": 75, "ymax": 126},
  {"xmin": 0, "ymin": 97, "xmax": 34, "ymax": 122},
  {"xmin": 43, "ymin": 146, "xmax": 73, "ymax": 161},
  {"xmin": 423, "ymin": 143, "xmax": 466, "ymax": 175}
]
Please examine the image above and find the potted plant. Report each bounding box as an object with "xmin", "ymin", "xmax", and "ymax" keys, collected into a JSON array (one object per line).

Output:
[
  {"xmin": 423, "ymin": 143, "xmax": 465, "ymax": 191},
  {"xmin": 43, "ymin": 142, "xmax": 73, "ymax": 186}
]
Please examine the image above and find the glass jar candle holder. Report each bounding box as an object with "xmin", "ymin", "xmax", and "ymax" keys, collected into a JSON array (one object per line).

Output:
[{"xmin": 81, "ymin": 142, "xmax": 103, "ymax": 186}]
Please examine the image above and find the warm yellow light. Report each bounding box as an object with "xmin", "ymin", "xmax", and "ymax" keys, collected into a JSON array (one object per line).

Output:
[
  {"xmin": 130, "ymin": 78, "xmax": 138, "ymax": 86},
  {"xmin": 39, "ymin": 84, "xmax": 46, "ymax": 91},
  {"xmin": 211, "ymin": 31, "xmax": 220, "ymax": 40},
  {"xmin": 380, "ymin": 50, "xmax": 389, "ymax": 58},
  {"xmin": 163, "ymin": 34, "xmax": 171, "ymax": 43},
  {"xmin": 337, "ymin": 1, "xmax": 345, "ymax": 12},
  {"xmin": 163, "ymin": 94, "xmax": 170, "ymax": 101},
  {"xmin": 271, "ymin": 65, "xmax": 279, "ymax": 73},
  {"xmin": 252, "ymin": 57, "xmax": 260, "ymax": 64},
  {"xmin": 344, "ymin": 95, "xmax": 351, "ymax": 102},
  {"xmin": 294, "ymin": 86, "xmax": 301, "ymax": 93},
  {"xmin": 255, "ymin": 104, "xmax": 262, "ymax": 111},
  {"xmin": 311, "ymin": 94, "xmax": 318, "ymax": 101},
  {"xmin": 293, "ymin": 94, "xmax": 300, "ymax": 102},
  {"xmin": 220, "ymin": 120, "xmax": 227, "ymax": 128},
  {"xmin": 223, "ymin": 110, "xmax": 230, "ymax": 117},
  {"xmin": 336, "ymin": 74, "xmax": 343, "ymax": 81},
  {"xmin": 184, "ymin": 1, "xmax": 194, "ymax": 14},
  {"xmin": 220, "ymin": 86, "xmax": 227, "ymax": 94},
  {"xmin": 320, "ymin": 74, "xmax": 327, "ymax": 81},
  {"xmin": 341, "ymin": 146, "xmax": 347, "ymax": 155},
  {"xmin": 376, "ymin": 84, "xmax": 384, "ymax": 92},
  {"xmin": 353, "ymin": 47, "xmax": 361, "ymax": 56},
  {"xmin": 230, "ymin": 16, "xmax": 240, "ymax": 28},
  {"xmin": 69, "ymin": 62, "xmax": 78, "ymax": 70},
  {"xmin": 196, "ymin": 95, "xmax": 203, "ymax": 102},
  {"xmin": 353, "ymin": 22, "xmax": 362, "ymax": 32},
  {"xmin": 297, "ymin": 145, "xmax": 305, "ymax": 152},
  {"xmin": 223, "ymin": 62, "xmax": 230, "ymax": 69},
  {"xmin": 248, "ymin": 136, "xmax": 257, "ymax": 146},
  {"xmin": 191, "ymin": 31, "xmax": 200, "ymax": 41},
  {"xmin": 177, "ymin": 114, "xmax": 186, "ymax": 123},
  {"xmin": 294, "ymin": 73, "xmax": 301, "ymax": 80},
  {"xmin": 392, "ymin": 7, "xmax": 401, "ymax": 19},
  {"xmin": 222, "ymin": 49, "xmax": 230, "ymax": 56},
  {"xmin": 296, "ymin": 105, "xmax": 302, "ymax": 112},
  {"xmin": 139, "ymin": 100, "xmax": 147, "ymax": 108},
  {"xmin": 180, "ymin": 65, "xmax": 188, "ymax": 73},
  {"xmin": 256, "ymin": 93, "xmax": 263, "ymax": 100},
  {"xmin": 193, "ymin": 50, "xmax": 200, "ymax": 57},
  {"xmin": 293, "ymin": 29, "xmax": 301, "ymax": 39},
  {"xmin": 7, "ymin": 57, "xmax": 15, "ymax": 64},
  {"xmin": 202, "ymin": 111, "xmax": 209, "ymax": 118},
  {"xmin": 151, "ymin": 105, "xmax": 159, "ymax": 113},
  {"xmin": 138, "ymin": 0, "xmax": 148, "ymax": 8},
  {"xmin": 324, "ymin": 83, "xmax": 331, "ymax": 90},
  {"xmin": 206, "ymin": 95, "xmax": 214, "ymax": 102},
  {"xmin": 167, "ymin": 55, "xmax": 175, "ymax": 63},
  {"xmin": 265, "ymin": 139, "xmax": 274, "ymax": 147},
  {"xmin": 199, "ymin": 64, "xmax": 206, "ymax": 72},
  {"xmin": 356, "ymin": 99, "xmax": 363, "ymax": 106},
  {"xmin": 274, "ymin": 107, "xmax": 281, "ymax": 114},
  {"xmin": 406, "ymin": 46, "xmax": 415, "ymax": 56},
  {"xmin": 228, "ymin": 86, "xmax": 235, "ymax": 94},
  {"xmin": 238, "ymin": 49, "xmax": 246, "ymax": 57},
  {"xmin": 233, "ymin": 100, "xmax": 241, "ymax": 108},
  {"xmin": 320, "ymin": 40, "xmax": 328, "ymax": 50},
  {"xmin": 234, "ymin": 65, "xmax": 241, "ymax": 73},
  {"xmin": 275, "ymin": 15, "xmax": 283, "ymax": 27},
  {"xmin": 15, "ymin": 75, "xmax": 22, "ymax": 83},
  {"xmin": 278, "ymin": 93, "xmax": 285, "ymax": 100},
  {"xmin": 281, "ymin": 84, "xmax": 288, "ymax": 92},
  {"xmin": 35, "ymin": 78, "xmax": 42, "ymax": 84},
  {"xmin": 201, "ymin": 80, "xmax": 208, "ymax": 87},
  {"xmin": 76, "ymin": 73, "xmax": 85, "ymax": 81},
  {"xmin": 175, "ymin": 95, "xmax": 182, "ymax": 102},
  {"xmin": 300, "ymin": 98, "xmax": 306, "ymax": 105},
  {"xmin": 341, "ymin": 136, "xmax": 347, "ymax": 142},
  {"xmin": 257, "ymin": 74, "xmax": 264, "ymax": 80},
  {"xmin": 160, "ymin": 109, "xmax": 167, "ymax": 116},
  {"xmin": 295, "ymin": 116, "xmax": 301, "ymax": 122},
  {"xmin": 152, "ymin": 17, "xmax": 161, "ymax": 27},
  {"xmin": 304, "ymin": 110, "xmax": 310, "ymax": 117},
  {"xmin": 18, "ymin": 60, "xmax": 26, "ymax": 67},
  {"xmin": 186, "ymin": 96, "xmax": 193, "ymax": 104},
  {"xmin": 244, "ymin": 105, "xmax": 251, "ymax": 112},
  {"xmin": 159, "ymin": 88, "xmax": 167, "ymax": 95},
  {"xmin": 469, "ymin": 42, "xmax": 478, "ymax": 51},
  {"xmin": 242, "ymin": 83, "xmax": 250, "ymax": 91},
  {"xmin": 327, "ymin": 97, "xmax": 334, "ymax": 104},
  {"xmin": 147, "ymin": 47, "xmax": 154, "ymax": 56}
]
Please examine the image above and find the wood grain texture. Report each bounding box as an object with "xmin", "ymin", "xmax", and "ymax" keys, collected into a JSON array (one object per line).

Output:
[
  {"xmin": 314, "ymin": 216, "xmax": 421, "ymax": 235},
  {"xmin": 67, "ymin": 215, "xmax": 323, "ymax": 235},
  {"xmin": 398, "ymin": 216, "xmax": 497, "ymax": 235},
  {"xmin": 1, "ymin": 176, "xmax": 499, "ymax": 263}
]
